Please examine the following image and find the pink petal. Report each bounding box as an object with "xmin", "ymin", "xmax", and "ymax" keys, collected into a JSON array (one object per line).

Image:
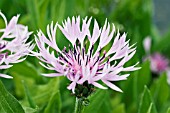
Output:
[
  {"xmin": 90, "ymin": 19, "xmax": 101, "ymax": 44},
  {"xmin": 92, "ymin": 82, "xmax": 107, "ymax": 89},
  {"xmin": 105, "ymin": 74, "xmax": 130, "ymax": 81},
  {"xmin": 0, "ymin": 65, "xmax": 13, "ymax": 69},
  {"xmin": 67, "ymin": 82, "xmax": 76, "ymax": 93},
  {"xmin": 102, "ymin": 80, "xmax": 122, "ymax": 92},
  {"xmin": 143, "ymin": 36, "xmax": 151, "ymax": 53},
  {"xmin": 0, "ymin": 74, "xmax": 13, "ymax": 79},
  {"xmin": 42, "ymin": 73, "xmax": 64, "ymax": 77}
]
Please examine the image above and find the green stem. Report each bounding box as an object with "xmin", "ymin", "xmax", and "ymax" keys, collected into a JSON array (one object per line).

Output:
[{"xmin": 74, "ymin": 98, "xmax": 85, "ymax": 113}]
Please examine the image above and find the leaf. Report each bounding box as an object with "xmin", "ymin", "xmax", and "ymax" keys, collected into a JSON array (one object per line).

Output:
[
  {"xmin": 121, "ymin": 60, "xmax": 151, "ymax": 108},
  {"xmin": 50, "ymin": 0, "xmax": 66, "ymax": 22},
  {"xmin": 44, "ymin": 90, "xmax": 61, "ymax": 113},
  {"xmin": 137, "ymin": 60, "xmax": 151, "ymax": 92},
  {"xmin": 112, "ymin": 104, "xmax": 126, "ymax": 113},
  {"xmin": 8, "ymin": 61, "xmax": 40, "ymax": 79},
  {"xmin": 84, "ymin": 89, "xmax": 111, "ymax": 113},
  {"xmin": 25, "ymin": 0, "xmax": 40, "ymax": 29},
  {"xmin": 99, "ymin": 91, "xmax": 112, "ymax": 113},
  {"xmin": 167, "ymin": 107, "xmax": 170, "ymax": 113},
  {"xmin": 32, "ymin": 78, "xmax": 60, "ymax": 110},
  {"xmin": 0, "ymin": 103, "xmax": 5, "ymax": 113},
  {"xmin": 138, "ymin": 86, "xmax": 157, "ymax": 113},
  {"xmin": 0, "ymin": 80, "xmax": 25, "ymax": 113},
  {"xmin": 147, "ymin": 103, "xmax": 153, "ymax": 113},
  {"xmin": 158, "ymin": 101, "xmax": 170, "ymax": 113},
  {"xmin": 22, "ymin": 81, "xmax": 36, "ymax": 108},
  {"xmin": 59, "ymin": 78, "xmax": 75, "ymax": 113},
  {"xmin": 24, "ymin": 107, "xmax": 37, "ymax": 113},
  {"xmin": 150, "ymin": 73, "xmax": 169, "ymax": 109},
  {"xmin": 153, "ymin": 28, "xmax": 170, "ymax": 54}
]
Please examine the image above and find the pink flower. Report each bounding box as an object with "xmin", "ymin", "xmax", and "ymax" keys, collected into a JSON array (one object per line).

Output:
[
  {"xmin": 143, "ymin": 37, "xmax": 169, "ymax": 73},
  {"xmin": 150, "ymin": 53, "xmax": 169, "ymax": 73},
  {"xmin": 0, "ymin": 12, "xmax": 34, "ymax": 78},
  {"xmin": 33, "ymin": 16, "xmax": 140, "ymax": 93},
  {"xmin": 143, "ymin": 36, "xmax": 151, "ymax": 54}
]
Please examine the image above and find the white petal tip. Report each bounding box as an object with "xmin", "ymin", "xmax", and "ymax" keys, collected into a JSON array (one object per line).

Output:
[{"xmin": 0, "ymin": 74, "xmax": 13, "ymax": 79}]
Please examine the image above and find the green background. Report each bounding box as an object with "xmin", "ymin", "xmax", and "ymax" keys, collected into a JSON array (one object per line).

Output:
[{"xmin": 0, "ymin": 0, "xmax": 170, "ymax": 113}]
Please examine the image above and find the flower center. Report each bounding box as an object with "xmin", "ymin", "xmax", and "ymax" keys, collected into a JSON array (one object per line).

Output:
[{"xmin": 59, "ymin": 41, "xmax": 108, "ymax": 79}]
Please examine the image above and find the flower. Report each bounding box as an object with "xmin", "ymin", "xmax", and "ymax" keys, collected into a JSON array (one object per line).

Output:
[
  {"xmin": 143, "ymin": 36, "xmax": 151, "ymax": 54},
  {"xmin": 0, "ymin": 11, "xmax": 34, "ymax": 78},
  {"xmin": 149, "ymin": 53, "xmax": 169, "ymax": 73},
  {"xmin": 33, "ymin": 16, "xmax": 140, "ymax": 94},
  {"xmin": 143, "ymin": 37, "xmax": 169, "ymax": 73},
  {"xmin": 143, "ymin": 37, "xmax": 170, "ymax": 84}
]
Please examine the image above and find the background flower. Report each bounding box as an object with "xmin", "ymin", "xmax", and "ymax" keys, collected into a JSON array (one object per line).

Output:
[
  {"xmin": 143, "ymin": 37, "xmax": 169, "ymax": 73},
  {"xmin": 149, "ymin": 53, "xmax": 169, "ymax": 73},
  {"xmin": 0, "ymin": 12, "xmax": 34, "ymax": 78},
  {"xmin": 143, "ymin": 37, "xmax": 170, "ymax": 84}
]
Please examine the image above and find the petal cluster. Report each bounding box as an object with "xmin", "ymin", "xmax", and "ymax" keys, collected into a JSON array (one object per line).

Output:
[
  {"xmin": 0, "ymin": 12, "xmax": 34, "ymax": 78},
  {"xmin": 143, "ymin": 37, "xmax": 169, "ymax": 73},
  {"xmin": 33, "ymin": 16, "xmax": 140, "ymax": 93},
  {"xmin": 150, "ymin": 53, "xmax": 169, "ymax": 73}
]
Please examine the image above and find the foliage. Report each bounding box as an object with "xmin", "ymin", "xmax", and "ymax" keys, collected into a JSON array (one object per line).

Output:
[{"xmin": 0, "ymin": 0, "xmax": 170, "ymax": 113}]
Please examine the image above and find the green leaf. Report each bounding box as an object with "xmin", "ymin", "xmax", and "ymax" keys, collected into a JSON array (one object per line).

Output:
[
  {"xmin": 137, "ymin": 60, "xmax": 151, "ymax": 92},
  {"xmin": 25, "ymin": 0, "xmax": 40, "ymax": 29},
  {"xmin": 112, "ymin": 104, "xmax": 126, "ymax": 113},
  {"xmin": 150, "ymin": 73, "xmax": 169, "ymax": 109},
  {"xmin": 167, "ymin": 107, "xmax": 170, "ymax": 113},
  {"xmin": 32, "ymin": 78, "xmax": 60, "ymax": 110},
  {"xmin": 158, "ymin": 101, "xmax": 170, "ymax": 113},
  {"xmin": 84, "ymin": 89, "xmax": 111, "ymax": 113},
  {"xmin": 138, "ymin": 86, "xmax": 157, "ymax": 113},
  {"xmin": 147, "ymin": 103, "xmax": 153, "ymax": 113},
  {"xmin": 153, "ymin": 28, "xmax": 170, "ymax": 54},
  {"xmin": 0, "ymin": 103, "xmax": 5, "ymax": 113},
  {"xmin": 121, "ymin": 60, "xmax": 151, "ymax": 108},
  {"xmin": 24, "ymin": 107, "xmax": 37, "ymax": 113},
  {"xmin": 50, "ymin": 0, "xmax": 66, "ymax": 22},
  {"xmin": 0, "ymin": 80, "xmax": 25, "ymax": 113},
  {"xmin": 8, "ymin": 61, "xmax": 40, "ymax": 79},
  {"xmin": 44, "ymin": 91, "xmax": 61, "ymax": 113},
  {"xmin": 22, "ymin": 81, "xmax": 36, "ymax": 108}
]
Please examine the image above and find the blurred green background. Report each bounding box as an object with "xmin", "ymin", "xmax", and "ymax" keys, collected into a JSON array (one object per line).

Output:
[{"xmin": 0, "ymin": 0, "xmax": 170, "ymax": 113}]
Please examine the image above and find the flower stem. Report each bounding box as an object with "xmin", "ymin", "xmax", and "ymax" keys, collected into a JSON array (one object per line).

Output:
[{"xmin": 74, "ymin": 98, "xmax": 85, "ymax": 113}]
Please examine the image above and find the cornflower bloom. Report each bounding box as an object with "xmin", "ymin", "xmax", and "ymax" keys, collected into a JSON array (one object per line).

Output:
[
  {"xmin": 143, "ymin": 37, "xmax": 170, "ymax": 84},
  {"xmin": 149, "ymin": 53, "xmax": 169, "ymax": 73},
  {"xmin": 33, "ymin": 16, "xmax": 140, "ymax": 97},
  {"xmin": 0, "ymin": 12, "xmax": 34, "ymax": 78},
  {"xmin": 143, "ymin": 37, "xmax": 169, "ymax": 73}
]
